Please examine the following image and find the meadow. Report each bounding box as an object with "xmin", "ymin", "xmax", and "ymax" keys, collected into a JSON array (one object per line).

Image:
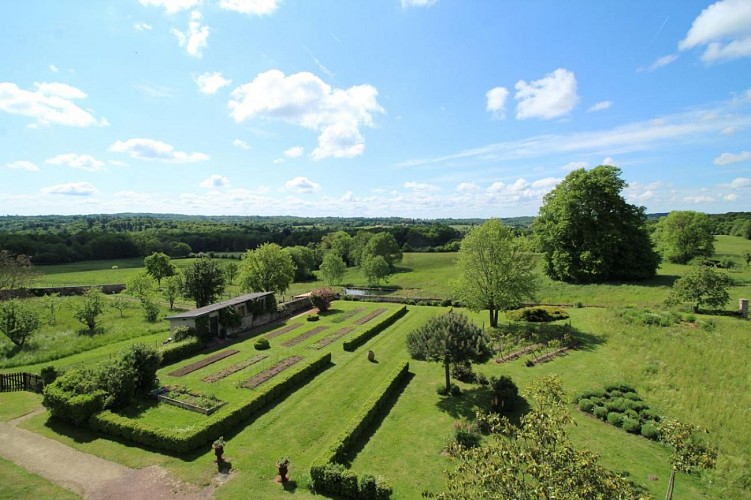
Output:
[{"xmin": 0, "ymin": 235, "xmax": 749, "ymax": 498}]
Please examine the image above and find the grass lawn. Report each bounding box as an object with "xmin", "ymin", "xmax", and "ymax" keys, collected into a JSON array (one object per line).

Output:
[
  {"xmin": 0, "ymin": 392, "xmax": 43, "ymax": 422},
  {"xmin": 0, "ymin": 456, "xmax": 79, "ymax": 500}
]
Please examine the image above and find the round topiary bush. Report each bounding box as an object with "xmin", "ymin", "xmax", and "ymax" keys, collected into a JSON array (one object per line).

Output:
[
  {"xmin": 588, "ymin": 396, "xmax": 603, "ymax": 407},
  {"xmin": 608, "ymin": 390, "xmax": 623, "ymax": 398},
  {"xmin": 624, "ymin": 409, "xmax": 640, "ymax": 421},
  {"xmin": 593, "ymin": 406, "xmax": 608, "ymax": 420},
  {"xmin": 254, "ymin": 337, "xmax": 270, "ymax": 350},
  {"xmin": 623, "ymin": 391, "xmax": 641, "ymax": 401},
  {"xmin": 307, "ymin": 314, "xmax": 320, "ymax": 322},
  {"xmin": 607, "ymin": 412, "xmax": 624, "ymax": 427},
  {"xmin": 605, "ymin": 398, "xmax": 627, "ymax": 413},
  {"xmin": 640, "ymin": 422, "xmax": 661, "ymax": 440},
  {"xmin": 578, "ymin": 398, "xmax": 595, "ymax": 413},
  {"xmin": 622, "ymin": 417, "xmax": 641, "ymax": 434},
  {"xmin": 505, "ymin": 306, "xmax": 570, "ymax": 322},
  {"xmin": 639, "ymin": 408, "xmax": 661, "ymax": 423}
]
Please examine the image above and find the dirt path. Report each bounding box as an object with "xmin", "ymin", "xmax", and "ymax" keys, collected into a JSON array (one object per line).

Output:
[{"xmin": 0, "ymin": 408, "xmax": 216, "ymax": 499}]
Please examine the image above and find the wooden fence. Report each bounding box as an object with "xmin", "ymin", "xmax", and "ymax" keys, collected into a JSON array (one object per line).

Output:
[{"xmin": 0, "ymin": 372, "xmax": 44, "ymax": 394}]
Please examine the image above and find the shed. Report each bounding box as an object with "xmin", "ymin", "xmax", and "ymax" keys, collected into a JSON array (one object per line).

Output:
[{"xmin": 165, "ymin": 292, "xmax": 275, "ymax": 338}]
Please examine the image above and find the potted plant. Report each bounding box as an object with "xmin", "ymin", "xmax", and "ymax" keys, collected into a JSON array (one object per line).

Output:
[
  {"xmin": 276, "ymin": 457, "xmax": 290, "ymax": 483},
  {"xmin": 213, "ymin": 436, "xmax": 226, "ymax": 464}
]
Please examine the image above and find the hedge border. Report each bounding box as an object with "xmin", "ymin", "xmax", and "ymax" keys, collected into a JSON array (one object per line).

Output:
[
  {"xmin": 90, "ymin": 352, "xmax": 331, "ymax": 453},
  {"xmin": 343, "ymin": 306, "xmax": 407, "ymax": 352},
  {"xmin": 159, "ymin": 337, "xmax": 204, "ymax": 366}
]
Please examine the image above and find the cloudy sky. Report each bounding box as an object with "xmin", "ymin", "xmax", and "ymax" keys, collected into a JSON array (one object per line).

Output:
[{"xmin": 1, "ymin": 0, "xmax": 750, "ymax": 218}]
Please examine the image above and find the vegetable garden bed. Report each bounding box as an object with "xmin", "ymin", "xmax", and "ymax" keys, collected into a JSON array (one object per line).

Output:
[
  {"xmin": 241, "ymin": 356, "xmax": 304, "ymax": 389},
  {"xmin": 154, "ymin": 385, "xmax": 226, "ymax": 415},
  {"xmin": 168, "ymin": 349, "xmax": 239, "ymax": 377},
  {"xmin": 264, "ymin": 323, "xmax": 302, "ymax": 340},
  {"xmin": 281, "ymin": 327, "xmax": 328, "ymax": 347},
  {"xmin": 202, "ymin": 354, "xmax": 268, "ymax": 383},
  {"xmin": 310, "ymin": 327, "xmax": 354, "ymax": 349},
  {"xmin": 354, "ymin": 308, "xmax": 387, "ymax": 325}
]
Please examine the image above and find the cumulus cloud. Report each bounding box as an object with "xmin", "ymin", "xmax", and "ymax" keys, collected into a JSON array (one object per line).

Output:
[
  {"xmin": 134, "ymin": 22, "xmax": 153, "ymax": 31},
  {"xmin": 486, "ymin": 86, "xmax": 509, "ymax": 119},
  {"xmin": 49, "ymin": 64, "xmax": 59, "ymax": 73},
  {"xmin": 679, "ymin": 0, "xmax": 751, "ymax": 62},
  {"xmin": 5, "ymin": 161, "xmax": 39, "ymax": 172},
  {"xmin": 285, "ymin": 176, "xmax": 320, "ymax": 193},
  {"xmin": 200, "ymin": 174, "xmax": 230, "ymax": 188},
  {"xmin": 401, "ymin": 0, "xmax": 437, "ymax": 7},
  {"xmin": 194, "ymin": 72, "xmax": 231, "ymax": 94},
  {"xmin": 514, "ymin": 68, "xmax": 579, "ymax": 120},
  {"xmin": 0, "ymin": 82, "xmax": 108, "ymax": 127},
  {"xmin": 487, "ymin": 182, "xmax": 505, "ymax": 193},
  {"xmin": 457, "ymin": 182, "xmax": 480, "ymax": 192},
  {"xmin": 730, "ymin": 177, "xmax": 751, "ymax": 188},
  {"xmin": 139, "ymin": 0, "xmax": 200, "ymax": 14},
  {"xmin": 218, "ymin": 0, "xmax": 281, "ymax": 15},
  {"xmin": 639, "ymin": 54, "xmax": 678, "ymax": 72},
  {"xmin": 404, "ymin": 181, "xmax": 440, "ymax": 192},
  {"xmin": 714, "ymin": 150, "xmax": 751, "ymax": 165},
  {"xmin": 484, "ymin": 177, "xmax": 559, "ymax": 202},
  {"xmin": 41, "ymin": 182, "xmax": 97, "ymax": 196},
  {"xmin": 587, "ymin": 100, "xmax": 612, "ymax": 112},
  {"xmin": 109, "ymin": 138, "xmax": 209, "ymax": 163},
  {"xmin": 45, "ymin": 153, "xmax": 105, "ymax": 172},
  {"xmin": 228, "ymin": 69, "xmax": 383, "ymax": 160},
  {"xmin": 562, "ymin": 161, "xmax": 588, "ymax": 171},
  {"xmin": 284, "ymin": 146, "xmax": 304, "ymax": 158},
  {"xmin": 233, "ymin": 139, "xmax": 250, "ymax": 149},
  {"xmin": 683, "ymin": 195, "xmax": 714, "ymax": 204},
  {"xmin": 602, "ymin": 156, "xmax": 617, "ymax": 166},
  {"xmin": 171, "ymin": 11, "xmax": 209, "ymax": 57}
]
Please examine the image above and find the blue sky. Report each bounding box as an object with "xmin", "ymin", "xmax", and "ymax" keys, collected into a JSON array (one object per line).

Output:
[{"xmin": 1, "ymin": 0, "xmax": 750, "ymax": 218}]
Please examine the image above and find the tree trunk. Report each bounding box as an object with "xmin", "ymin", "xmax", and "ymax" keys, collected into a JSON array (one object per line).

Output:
[
  {"xmin": 665, "ymin": 468, "xmax": 676, "ymax": 500},
  {"xmin": 444, "ymin": 359, "xmax": 451, "ymax": 393},
  {"xmin": 489, "ymin": 308, "xmax": 498, "ymax": 328}
]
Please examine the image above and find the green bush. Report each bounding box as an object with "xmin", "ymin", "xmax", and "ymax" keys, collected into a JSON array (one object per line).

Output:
[
  {"xmin": 452, "ymin": 420, "xmax": 481, "ymax": 449},
  {"xmin": 622, "ymin": 417, "xmax": 641, "ymax": 434},
  {"xmin": 605, "ymin": 398, "xmax": 627, "ymax": 413},
  {"xmin": 578, "ymin": 398, "xmax": 595, "ymax": 413},
  {"xmin": 160, "ymin": 337, "xmax": 203, "ymax": 366},
  {"xmin": 604, "ymin": 383, "xmax": 636, "ymax": 393},
  {"xmin": 343, "ymin": 306, "xmax": 407, "ymax": 352},
  {"xmin": 622, "ymin": 391, "xmax": 640, "ymax": 401},
  {"xmin": 607, "ymin": 412, "xmax": 624, "ymax": 427},
  {"xmin": 593, "ymin": 406, "xmax": 608, "ymax": 420},
  {"xmin": 624, "ymin": 409, "xmax": 640, "ymax": 421},
  {"xmin": 359, "ymin": 473, "xmax": 393, "ymax": 500},
  {"xmin": 640, "ymin": 422, "xmax": 661, "ymax": 440},
  {"xmin": 450, "ymin": 384, "xmax": 461, "ymax": 396},
  {"xmin": 40, "ymin": 365, "xmax": 60, "ymax": 385},
  {"xmin": 172, "ymin": 326, "xmax": 195, "ymax": 342},
  {"xmin": 307, "ymin": 314, "xmax": 320, "ymax": 322},
  {"xmin": 489, "ymin": 375, "xmax": 518, "ymax": 412},
  {"xmin": 254, "ymin": 337, "xmax": 270, "ymax": 350},
  {"xmin": 639, "ymin": 408, "xmax": 661, "ymax": 423},
  {"xmin": 475, "ymin": 372, "xmax": 489, "ymax": 386},
  {"xmin": 310, "ymin": 462, "xmax": 359, "ymax": 498},
  {"xmin": 309, "ymin": 287, "xmax": 336, "ymax": 313},
  {"xmin": 451, "ymin": 361, "xmax": 475, "ymax": 383},
  {"xmin": 506, "ymin": 306, "xmax": 570, "ymax": 322}
]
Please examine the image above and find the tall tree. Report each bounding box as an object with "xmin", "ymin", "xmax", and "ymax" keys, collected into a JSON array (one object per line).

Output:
[
  {"xmin": 239, "ymin": 243, "xmax": 295, "ymax": 296},
  {"xmin": 163, "ymin": 275, "xmax": 181, "ymax": 310},
  {"xmin": 454, "ymin": 219, "xmax": 538, "ymax": 328},
  {"xmin": 182, "ymin": 257, "xmax": 226, "ymax": 308},
  {"xmin": 0, "ymin": 299, "xmax": 41, "ymax": 348},
  {"xmin": 286, "ymin": 245, "xmax": 317, "ymax": 281},
  {"xmin": 437, "ymin": 376, "xmax": 641, "ymax": 499},
  {"xmin": 533, "ymin": 165, "xmax": 659, "ymax": 283},
  {"xmin": 126, "ymin": 272, "xmax": 155, "ymax": 300},
  {"xmin": 320, "ymin": 231, "xmax": 353, "ymax": 266},
  {"xmin": 661, "ymin": 419, "xmax": 716, "ymax": 500},
  {"xmin": 320, "ymin": 251, "xmax": 346, "ymax": 286},
  {"xmin": 0, "ymin": 250, "xmax": 37, "ymax": 289},
  {"xmin": 74, "ymin": 287, "xmax": 106, "ymax": 332},
  {"xmin": 406, "ymin": 311, "xmax": 491, "ymax": 393},
  {"xmin": 653, "ymin": 211, "xmax": 715, "ymax": 264},
  {"xmin": 666, "ymin": 265, "xmax": 733, "ymax": 313},
  {"xmin": 360, "ymin": 254, "xmax": 391, "ymax": 286},
  {"xmin": 144, "ymin": 252, "xmax": 175, "ymax": 286},
  {"xmin": 362, "ymin": 232, "xmax": 403, "ymax": 270}
]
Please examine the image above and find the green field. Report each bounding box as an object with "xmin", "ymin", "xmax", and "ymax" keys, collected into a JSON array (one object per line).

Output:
[{"xmin": 1, "ymin": 235, "xmax": 749, "ymax": 498}]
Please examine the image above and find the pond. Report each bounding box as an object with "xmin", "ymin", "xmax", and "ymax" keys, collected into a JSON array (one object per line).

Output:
[{"xmin": 343, "ymin": 287, "xmax": 397, "ymax": 296}]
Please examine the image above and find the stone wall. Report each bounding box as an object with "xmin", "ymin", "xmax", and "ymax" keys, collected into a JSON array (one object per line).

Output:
[{"xmin": 0, "ymin": 284, "xmax": 126, "ymax": 300}]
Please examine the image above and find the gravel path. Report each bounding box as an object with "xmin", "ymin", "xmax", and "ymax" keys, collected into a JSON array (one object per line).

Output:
[{"xmin": 0, "ymin": 408, "xmax": 216, "ymax": 499}]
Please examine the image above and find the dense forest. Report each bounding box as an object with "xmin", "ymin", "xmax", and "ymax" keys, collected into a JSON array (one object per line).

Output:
[{"xmin": 0, "ymin": 212, "xmax": 747, "ymax": 265}]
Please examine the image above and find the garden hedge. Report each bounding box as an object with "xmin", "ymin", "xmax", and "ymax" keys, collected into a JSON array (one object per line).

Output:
[
  {"xmin": 342, "ymin": 306, "xmax": 407, "ymax": 352},
  {"xmin": 159, "ymin": 337, "xmax": 204, "ymax": 366},
  {"xmin": 90, "ymin": 352, "xmax": 331, "ymax": 453}
]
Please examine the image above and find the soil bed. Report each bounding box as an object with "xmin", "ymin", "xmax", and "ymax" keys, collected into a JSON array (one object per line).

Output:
[
  {"xmin": 202, "ymin": 354, "xmax": 268, "ymax": 383},
  {"xmin": 310, "ymin": 327, "xmax": 354, "ymax": 349},
  {"xmin": 495, "ymin": 344, "xmax": 543, "ymax": 363},
  {"xmin": 264, "ymin": 323, "xmax": 302, "ymax": 340},
  {"xmin": 168, "ymin": 349, "xmax": 239, "ymax": 377},
  {"xmin": 241, "ymin": 356, "xmax": 303, "ymax": 389},
  {"xmin": 281, "ymin": 327, "xmax": 328, "ymax": 347},
  {"xmin": 354, "ymin": 308, "xmax": 387, "ymax": 325}
]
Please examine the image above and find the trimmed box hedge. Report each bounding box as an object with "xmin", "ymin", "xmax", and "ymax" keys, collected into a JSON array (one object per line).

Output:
[
  {"xmin": 159, "ymin": 337, "xmax": 204, "ymax": 366},
  {"xmin": 90, "ymin": 352, "xmax": 331, "ymax": 453},
  {"xmin": 343, "ymin": 306, "xmax": 407, "ymax": 352}
]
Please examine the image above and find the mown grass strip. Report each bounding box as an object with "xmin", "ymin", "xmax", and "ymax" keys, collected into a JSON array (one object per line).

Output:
[
  {"xmin": 354, "ymin": 308, "xmax": 387, "ymax": 325},
  {"xmin": 264, "ymin": 323, "xmax": 302, "ymax": 340},
  {"xmin": 281, "ymin": 326, "xmax": 328, "ymax": 347},
  {"xmin": 167, "ymin": 349, "xmax": 239, "ymax": 377},
  {"xmin": 311, "ymin": 327, "xmax": 354, "ymax": 349}
]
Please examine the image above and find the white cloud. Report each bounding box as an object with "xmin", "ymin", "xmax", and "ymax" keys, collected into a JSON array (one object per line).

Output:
[
  {"xmin": 194, "ymin": 72, "xmax": 231, "ymax": 94},
  {"xmin": 139, "ymin": 0, "xmax": 200, "ymax": 14},
  {"xmin": 285, "ymin": 176, "xmax": 320, "ymax": 193},
  {"xmin": 133, "ymin": 82, "xmax": 174, "ymax": 99},
  {"xmin": 41, "ymin": 182, "xmax": 97, "ymax": 196},
  {"xmin": 714, "ymin": 150, "xmax": 751, "ymax": 165},
  {"xmin": 514, "ymin": 68, "xmax": 579, "ymax": 120},
  {"xmin": 683, "ymin": 195, "xmax": 714, "ymax": 204},
  {"xmin": 404, "ymin": 181, "xmax": 440, "ymax": 192},
  {"xmin": 640, "ymin": 54, "xmax": 678, "ymax": 72},
  {"xmin": 5, "ymin": 161, "xmax": 39, "ymax": 172},
  {"xmin": 49, "ymin": 64, "xmax": 59, "ymax": 73},
  {"xmin": 341, "ymin": 191, "xmax": 358, "ymax": 203},
  {"xmin": 284, "ymin": 146, "xmax": 304, "ymax": 158},
  {"xmin": 486, "ymin": 86, "xmax": 509, "ymax": 119},
  {"xmin": 233, "ymin": 139, "xmax": 250, "ymax": 149},
  {"xmin": 602, "ymin": 156, "xmax": 617, "ymax": 166},
  {"xmin": 725, "ymin": 193, "xmax": 738, "ymax": 201},
  {"xmin": 679, "ymin": 0, "xmax": 751, "ymax": 62},
  {"xmin": 134, "ymin": 22, "xmax": 153, "ymax": 31},
  {"xmin": 218, "ymin": 0, "xmax": 281, "ymax": 15},
  {"xmin": 0, "ymin": 82, "xmax": 107, "ymax": 127},
  {"xmin": 508, "ymin": 178, "xmax": 529, "ymax": 193},
  {"xmin": 401, "ymin": 0, "xmax": 437, "ymax": 7},
  {"xmin": 487, "ymin": 182, "xmax": 505, "ymax": 193},
  {"xmin": 730, "ymin": 177, "xmax": 751, "ymax": 188},
  {"xmin": 587, "ymin": 100, "xmax": 612, "ymax": 112},
  {"xmin": 229, "ymin": 69, "xmax": 384, "ymax": 160},
  {"xmin": 45, "ymin": 153, "xmax": 105, "ymax": 172},
  {"xmin": 457, "ymin": 182, "xmax": 480, "ymax": 192},
  {"xmin": 562, "ymin": 161, "xmax": 587, "ymax": 171},
  {"xmin": 531, "ymin": 177, "xmax": 561, "ymax": 190},
  {"xmin": 109, "ymin": 138, "xmax": 209, "ymax": 163},
  {"xmin": 171, "ymin": 11, "xmax": 209, "ymax": 58},
  {"xmin": 200, "ymin": 174, "xmax": 230, "ymax": 188}
]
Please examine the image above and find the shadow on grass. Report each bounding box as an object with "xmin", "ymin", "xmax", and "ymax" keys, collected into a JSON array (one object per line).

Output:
[
  {"xmin": 77, "ymin": 327, "xmax": 105, "ymax": 336},
  {"xmin": 435, "ymin": 387, "xmax": 532, "ymax": 425},
  {"xmin": 338, "ymin": 371, "xmax": 414, "ymax": 467}
]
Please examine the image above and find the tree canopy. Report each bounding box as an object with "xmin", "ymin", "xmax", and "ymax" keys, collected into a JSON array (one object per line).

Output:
[
  {"xmin": 182, "ymin": 257, "xmax": 226, "ymax": 308},
  {"xmin": 666, "ymin": 265, "xmax": 733, "ymax": 313},
  {"xmin": 0, "ymin": 250, "xmax": 37, "ymax": 289},
  {"xmin": 653, "ymin": 211, "xmax": 715, "ymax": 264},
  {"xmin": 239, "ymin": 243, "xmax": 296, "ymax": 296},
  {"xmin": 0, "ymin": 299, "xmax": 41, "ymax": 348},
  {"xmin": 143, "ymin": 252, "xmax": 175, "ymax": 285},
  {"xmin": 320, "ymin": 251, "xmax": 346, "ymax": 286},
  {"xmin": 533, "ymin": 165, "xmax": 659, "ymax": 283},
  {"xmin": 406, "ymin": 311, "xmax": 491, "ymax": 392},
  {"xmin": 454, "ymin": 219, "xmax": 538, "ymax": 327}
]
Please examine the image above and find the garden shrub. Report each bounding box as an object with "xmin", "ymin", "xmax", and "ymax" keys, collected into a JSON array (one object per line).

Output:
[
  {"xmin": 307, "ymin": 314, "xmax": 319, "ymax": 322},
  {"xmin": 310, "ymin": 462, "xmax": 359, "ymax": 498},
  {"xmin": 475, "ymin": 372, "xmax": 489, "ymax": 386},
  {"xmin": 160, "ymin": 337, "xmax": 203, "ymax": 366},
  {"xmin": 639, "ymin": 408, "xmax": 661, "ymax": 422},
  {"xmin": 605, "ymin": 398, "xmax": 627, "ymax": 413},
  {"xmin": 622, "ymin": 391, "xmax": 640, "ymax": 401},
  {"xmin": 172, "ymin": 326, "xmax": 195, "ymax": 342},
  {"xmin": 604, "ymin": 383, "xmax": 636, "ymax": 393},
  {"xmin": 343, "ymin": 306, "xmax": 407, "ymax": 352},
  {"xmin": 505, "ymin": 306, "xmax": 570, "ymax": 322},
  {"xmin": 254, "ymin": 337, "xmax": 270, "ymax": 350},
  {"xmin": 359, "ymin": 473, "xmax": 393, "ymax": 500},
  {"xmin": 489, "ymin": 375, "xmax": 519, "ymax": 412},
  {"xmin": 640, "ymin": 422, "xmax": 661, "ymax": 440},
  {"xmin": 593, "ymin": 406, "xmax": 608, "ymax": 420},
  {"xmin": 451, "ymin": 361, "xmax": 475, "ymax": 383},
  {"xmin": 607, "ymin": 412, "xmax": 624, "ymax": 427},
  {"xmin": 450, "ymin": 384, "xmax": 461, "ymax": 396},
  {"xmin": 624, "ymin": 409, "xmax": 640, "ymax": 421},
  {"xmin": 40, "ymin": 365, "xmax": 60, "ymax": 385},
  {"xmin": 622, "ymin": 417, "xmax": 641, "ymax": 434},
  {"xmin": 578, "ymin": 398, "xmax": 595, "ymax": 413},
  {"xmin": 310, "ymin": 287, "xmax": 336, "ymax": 313},
  {"xmin": 451, "ymin": 420, "xmax": 481, "ymax": 449}
]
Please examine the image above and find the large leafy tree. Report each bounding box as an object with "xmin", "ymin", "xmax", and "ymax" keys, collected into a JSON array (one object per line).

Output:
[
  {"xmin": 437, "ymin": 376, "xmax": 641, "ymax": 499},
  {"xmin": 533, "ymin": 165, "xmax": 659, "ymax": 283},
  {"xmin": 320, "ymin": 231, "xmax": 354, "ymax": 266},
  {"xmin": 363, "ymin": 232, "xmax": 403, "ymax": 270},
  {"xmin": 454, "ymin": 219, "xmax": 538, "ymax": 328},
  {"xmin": 406, "ymin": 311, "xmax": 491, "ymax": 392},
  {"xmin": 239, "ymin": 243, "xmax": 295, "ymax": 296},
  {"xmin": 360, "ymin": 254, "xmax": 391, "ymax": 286},
  {"xmin": 320, "ymin": 251, "xmax": 346, "ymax": 286},
  {"xmin": 666, "ymin": 265, "xmax": 733, "ymax": 313},
  {"xmin": 182, "ymin": 257, "xmax": 226, "ymax": 308},
  {"xmin": 0, "ymin": 299, "xmax": 41, "ymax": 348},
  {"xmin": 286, "ymin": 245, "xmax": 317, "ymax": 281},
  {"xmin": 653, "ymin": 211, "xmax": 715, "ymax": 264},
  {"xmin": 143, "ymin": 252, "xmax": 175, "ymax": 285},
  {"xmin": 0, "ymin": 250, "xmax": 37, "ymax": 289}
]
